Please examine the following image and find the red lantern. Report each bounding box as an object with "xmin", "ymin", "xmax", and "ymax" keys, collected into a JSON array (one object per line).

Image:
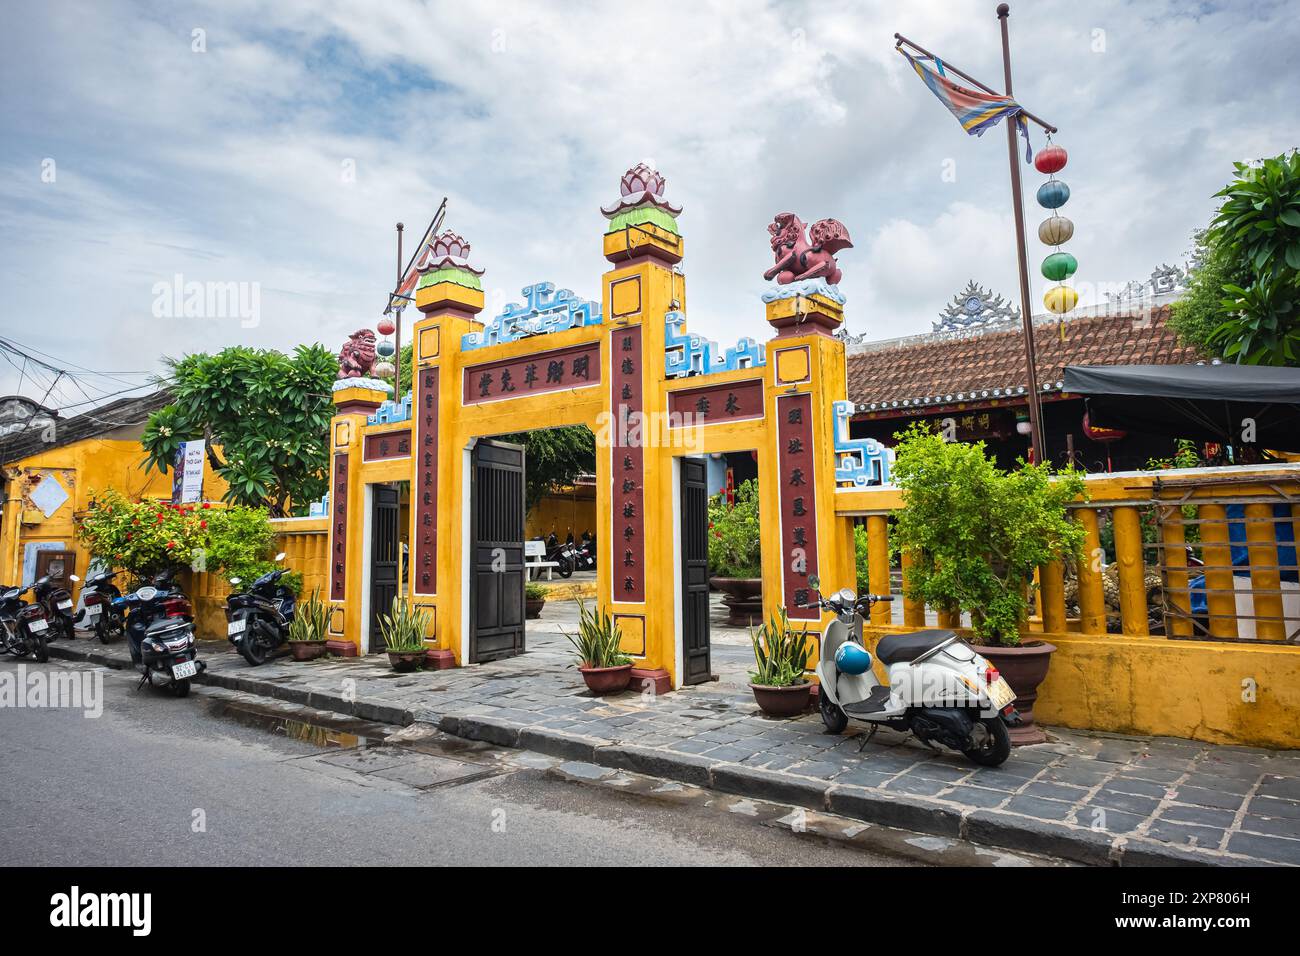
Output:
[
  {"xmin": 377, "ymin": 317, "xmax": 396, "ymax": 336},
  {"xmin": 1034, "ymin": 144, "xmax": 1068, "ymax": 175}
]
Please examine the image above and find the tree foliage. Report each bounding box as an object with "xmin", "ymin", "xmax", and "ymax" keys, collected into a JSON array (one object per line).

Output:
[
  {"xmin": 889, "ymin": 424, "xmax": 1085, "ymax": 646},
  {"xmin": 141, "ymin": 345, "xmax": 336, "ymax": 516},
  {"xmin": 497, "ymin": 425, "xmax": 596, "ymax": 512},
  {"xmin": 708, "ymin": 479, "xmax": 762, "ymax": 578},
  {"xmin": 1172, "ymin": 151, "xmax": 1300, "ymax": 365}
]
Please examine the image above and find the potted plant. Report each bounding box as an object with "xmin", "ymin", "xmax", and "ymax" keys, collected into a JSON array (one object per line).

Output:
[
  {"xmin": 889, "ymin": 423, "xmax": 1085, "ymax": 744},
  {"xmin": 377, "ymin": 597, "xmax": 431, "ymax": 673},
  {"xmin": 748, "ymin": 607, "xmax": 814, "ymax": 717},
  {"xmin": 287, "ymin": 588, "xmax": 330, "ymax": 661},
  {"xmin": 524, "ymin": 582, "xmax": 547, "ymax": 619},
  {"xmin": 708, "ymin": 478, "xmax": 763, "ymax": 626},
  {"xmin": 566, "ymin": 601, "xmax": 632, "ymax": 694}
]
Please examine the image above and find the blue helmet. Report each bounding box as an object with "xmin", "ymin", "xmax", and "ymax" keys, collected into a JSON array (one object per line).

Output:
[{"xmin": 834, "ymin": 642, "xmax": 872, "ymax": 675}]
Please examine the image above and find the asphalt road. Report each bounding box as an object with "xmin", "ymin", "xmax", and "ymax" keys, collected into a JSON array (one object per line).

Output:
[{"xmin": 0, "ymin": 657, "xmax": 911, "ymax": 867}]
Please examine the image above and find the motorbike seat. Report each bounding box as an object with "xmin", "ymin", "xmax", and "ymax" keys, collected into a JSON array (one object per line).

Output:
[{"xmin": 875, "ymin": 629, "xmax": 956, "ymax": 665}]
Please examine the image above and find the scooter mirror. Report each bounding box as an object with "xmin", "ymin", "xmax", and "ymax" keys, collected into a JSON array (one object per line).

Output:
[
  {"xmin": 807, "ymin": 574, "xmax": 820, "ymax": 591},
  {"xmin": 229, "ymin": 577, "xmax": 242, "ymax": 586},
  {"xmin": 68, "ymin": 574, "xmax": 80, "ymax": 582},
  {"xmin": 275, "ymin": 552, "xmax": 286, "ymax": 562}
]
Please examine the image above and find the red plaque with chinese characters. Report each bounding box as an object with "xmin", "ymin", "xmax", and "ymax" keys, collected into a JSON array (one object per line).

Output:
[
  {"xmin": 462, "ymin": 342, "xmax": 601, "ymax": 405},
  {"xmin": 611, "ymin": 326, "xmax": 645, "ymax": 602},
  {"xmin": 667, "ymin": 378, "xmax": 764, "ymax": 425},
  {"xmin": 329, "ymin": 452, "xmax": 349, "ymax": 601},
  {"xmin": 776, "ymin": 393, "xmax": 819, "ymax": 620},
  {"xmin": 414, "ymin": 366, "xmax": 439, "ymax": 596},
  {"xmin": 362, "ymin": 429, "xmax": 411, "ymax": 462}
]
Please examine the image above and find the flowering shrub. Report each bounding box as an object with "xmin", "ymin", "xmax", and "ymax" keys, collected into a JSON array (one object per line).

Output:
[{"xmin": 707, "ymin": 479, "xmax": 762, "ymax": 578}]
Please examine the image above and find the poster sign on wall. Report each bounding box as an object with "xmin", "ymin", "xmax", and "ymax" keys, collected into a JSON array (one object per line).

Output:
[{"xmin": 172, "ymin": 439, "xmax": 206, "ymax": 504}]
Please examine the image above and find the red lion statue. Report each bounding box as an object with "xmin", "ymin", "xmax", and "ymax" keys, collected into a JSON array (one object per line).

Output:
[
  {"xmin": 337, "ymin": 329, "xmax": 378, "ymax": 379},
  {"xmin": 764, "ymin": 213, "xmax": 853, "ymax": 286}
]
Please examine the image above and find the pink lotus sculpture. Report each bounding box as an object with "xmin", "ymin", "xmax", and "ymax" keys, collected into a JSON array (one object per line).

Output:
[
  {"xmin": 764, "ymin": 213, "xmax": 853, "ymax": 286},
  {"xmin": 601, "ymin": 162, "xmax": 683, "ymax": 217},
  {"xmin": 416, "ymin": 229, "xmax": 484, "ymax": 275}
]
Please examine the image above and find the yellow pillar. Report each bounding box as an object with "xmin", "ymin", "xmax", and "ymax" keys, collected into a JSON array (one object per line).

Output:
[
  {"xmin": 1040, "ymin": 560, "xmax": 1066, "ymax": 634},
  {"xmin": 900, "ymin": 548, "xmax": 925, "ymax": 627},
  {"xmin": 938, "ymin": 605, "xmax": 961, "ymax": 628},
  {"xmin": 1075, "ymin": 507, "xmax": 1107, "ymax": 634},
  {"xmin": 1199, "ymin": 502, "xmax": 1239, "ymax": 640},
  {"xmin": 1162, "ymin": 508, "xmax": 1192, "ymax": 637},
  {"xmin": 1111, "ymin": 505, "xmax": 1149, "ymax": 637},
  {"xmin": 866, "ymin": 514, "xmax": 890, "ymax": 625},
  {"xmin": 1245, "ymin": 503, "xmax": 1285, "ymax": 640}
]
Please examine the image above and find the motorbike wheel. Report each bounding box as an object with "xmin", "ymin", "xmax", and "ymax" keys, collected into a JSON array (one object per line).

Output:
[
  {"xmin": 556, "ymin": 557, "xmax": 574, "ymax": 579},
  {"xmin": 31, "ymin": 631, "xmax": 49, "ymax": 663},
  {"xmin": 819, "ymin": 690, "xmax": 849, "ymax": 734},
  {"xmin": 173, "ymin": 678, "xmax": 191, "ymax": 698},
  {"xmin": 240, "ymin": 631, "xmax": 270, "ymax": 666},
  {"xmin": 962, "ymin": 716, "xmax": 1012, "ymax": 767},
  {"xmin": 62, "ymin": 617, "xmax": 75, "ymax": 641}
]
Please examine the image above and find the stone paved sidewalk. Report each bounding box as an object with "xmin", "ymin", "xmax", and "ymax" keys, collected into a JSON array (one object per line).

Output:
[{"xmin": 47, "ymin": 613, "xmax": 1300, "ymax": 867}]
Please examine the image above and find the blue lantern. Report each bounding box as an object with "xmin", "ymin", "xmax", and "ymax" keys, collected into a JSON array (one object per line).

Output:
[{"xmin": 1037, "ymin": 180, "xmax": 1070, "ymax": 210}]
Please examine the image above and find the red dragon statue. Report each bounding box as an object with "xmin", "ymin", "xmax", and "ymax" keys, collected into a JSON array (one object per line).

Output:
[
  {"xmin": 337, "ymin": 329, "xmax": 378, "ymax": 379},
  {"xmin": 763, "ymin": 213, "xmax": 853, "ymax": 286}
]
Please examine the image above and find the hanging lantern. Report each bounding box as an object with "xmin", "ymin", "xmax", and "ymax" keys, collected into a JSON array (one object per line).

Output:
[
  {"xmin": 1038, "ymin": 215, "xmax": 1074, "ymax": 246},
  {"xmin": 1082, "ymin": 411, "xmax": 1126, "ymax": 442},
  {"xmin": 1036, "ymin": 180, "xmax": 1070, "ymax": 209},
  {"xmin": 1043, "ymin": 285, "xmax": 1078, "ymax": 314},
  {"xmin": 377, "ymin": 317, "xmax": 396, "ymax": 336},
  {"xmin": 373, "ymin": 361, "xmax": 395, "ymax": 379},
  {"xmin": 1034, "ymin": 144, "xmax": 1068, "ymax": 175},
  {"xmin": 376, "ymin": 339, "xmax": 396, "ymax": 358},
  {"xmin": 1041, "ymin": 251, "xmax": 1078, "ymax": 281}
]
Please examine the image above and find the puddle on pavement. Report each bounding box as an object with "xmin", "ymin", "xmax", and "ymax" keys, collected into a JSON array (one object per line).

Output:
[{"xmin": 206, "ymin": 699, "xmax": 392, "ymax": 750}]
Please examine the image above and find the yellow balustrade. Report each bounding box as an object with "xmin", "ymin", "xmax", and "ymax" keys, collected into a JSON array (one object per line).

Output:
[
  {"xmin": 866, "ymin": 514, "xmax": 890, "ymax": 625},
  {"xmin": 1198, "ymin": 503, "xmax": 1240, "ymax": 640},
  {"xmin": 1039, "ymin": 560, "xmax": 1067, "ymax": 633},
  {"xmin": 900, "ymin": 549, "xmax": 925, "ymax": 627},
  {"xmin": 1244, "ymin": 502, "xmax": 1286, "ymax": 641},
  {"xmin": 1074, "ymin": 507, "xmax": 1107, "ymax": 634},
  {"xmin": 1161, "ymin": 509, "xmax": 1192, "ymax": 637},
  {"xmin": 1111, "ymin": 506, "xmax": 1149, "ymax": 637}
]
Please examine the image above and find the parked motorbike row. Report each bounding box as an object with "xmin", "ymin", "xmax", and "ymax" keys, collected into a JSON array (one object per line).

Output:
[{"xmin": 541, "ymin": 531, "xmax": 597, "ymax": 578}]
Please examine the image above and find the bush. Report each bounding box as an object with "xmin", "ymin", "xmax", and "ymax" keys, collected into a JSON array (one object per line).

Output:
[
  {"xmin": 889, "ymin": 424, "xmax": 1085, "ymax": 646},
  {"xmin": 749, "ymin": 607, "xmax": 812, "ymax": 687},
  {"xmin": 707, "ymin": 479, "xmax": 761, "ymax": 578}
]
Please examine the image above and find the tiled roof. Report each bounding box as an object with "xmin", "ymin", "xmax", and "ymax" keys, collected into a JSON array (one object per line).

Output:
[
  {"xmin": 846, "ymin": 306, "xmax": 1203, "ymax": 412},
  {"xmin": 0, "ymin": 389, "xmax": 172, "ymax": 465}
]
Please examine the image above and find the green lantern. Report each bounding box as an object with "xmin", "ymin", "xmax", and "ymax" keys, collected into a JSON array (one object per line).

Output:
[{"xmin": 1041, "ymin": 251, "xmax": 1078, "ymax": 282}]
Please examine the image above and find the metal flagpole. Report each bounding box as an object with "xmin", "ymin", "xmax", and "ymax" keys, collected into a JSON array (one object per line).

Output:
[{"xmin": 394, "ymin": 222, "xmax": 404, "ymax": 397}]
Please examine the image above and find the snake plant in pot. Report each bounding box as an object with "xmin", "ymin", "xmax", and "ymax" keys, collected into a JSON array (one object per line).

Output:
[
  {"xmin": 748, "ymin": 607, "xmax": 814, "ymax": 717},
  {"xmin": 287, "ymin": 588, "xmax": 330, "ymax": 661},
  {"xmin": 378, "ymin": 597, "xmax": 431, "ymax": 672},
  {"xmin": 566, "ymin": 600, "xmax": 632, "ymax": 694}
]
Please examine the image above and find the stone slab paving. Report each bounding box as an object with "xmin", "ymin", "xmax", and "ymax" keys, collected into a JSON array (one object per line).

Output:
[{"xmin": 47, "ymin": 603, "xmax": 1300, "ymax": 867}]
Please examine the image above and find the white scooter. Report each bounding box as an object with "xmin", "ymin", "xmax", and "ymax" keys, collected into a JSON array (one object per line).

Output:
[{"xmin": 804, "ymin": 575, "xmax": 1020, "ymax": 767}]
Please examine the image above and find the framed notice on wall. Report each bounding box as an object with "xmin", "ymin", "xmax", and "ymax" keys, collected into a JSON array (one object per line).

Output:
[{"xmin": 171, "ymin": 439, "xmax": 206, "ymax": 504}]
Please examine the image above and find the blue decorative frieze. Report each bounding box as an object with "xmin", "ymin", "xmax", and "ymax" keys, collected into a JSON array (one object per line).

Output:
[
  {"xmin": 461, "ymin": 281, "xmax": 603, "ymax": 351},
  {"xmin": 832, "ymin": 400, "xmax": 894, "ymax": 487},
  {"xmin": 663, "ymin": 311, "xmax": 766, "ymax": 379},
  {"xmin": 308, "ymin": 492, "xmax": 330, "ymax": 518},
  {"xmin": 366, "ymin": 392, "xmax": 412, "ymax": 425}
]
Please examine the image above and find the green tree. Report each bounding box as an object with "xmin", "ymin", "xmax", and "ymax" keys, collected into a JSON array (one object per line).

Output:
[
  {"xmin": 499, "ymin": 425, "xmax": 597, "ymax": 511},
  {"xmin": 1172, "ymin": 151, "xmax": 1300, "ymax": 365},
  {"xmin": 141, "ymin": 345, "xmax": 336, "ymax": 516}
]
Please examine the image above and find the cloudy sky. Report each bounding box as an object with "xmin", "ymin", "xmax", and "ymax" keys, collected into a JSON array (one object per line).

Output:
[{"xmin": 1, "ymin": 0, "xmax": 1296, "ymax": 407}]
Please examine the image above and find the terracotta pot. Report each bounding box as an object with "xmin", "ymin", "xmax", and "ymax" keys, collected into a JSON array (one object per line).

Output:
[
  {"xmin": 710, "ymin": 576, "xmax": 763, "ymax": 626},
  {"xmin": 289, "ymin": 640, "xmax": 328, "ymax": 662},
  {"xmin": 750, "ymin": 681, "xmax": 813, "ymax": 718},
  {"xmin": 579, "ymin": 663, "xmax": 633, "ymax": 695},
  {"xmin": 387, "ymin": 650, "xmax": 425, "ymax": 673},
  {"xmin": 525, "ymin": 597, "xmax": 546, "ymax": 619},
  {"xmin": 978, "ymin": 641, "xmax": 1056, "ymax": 746}
]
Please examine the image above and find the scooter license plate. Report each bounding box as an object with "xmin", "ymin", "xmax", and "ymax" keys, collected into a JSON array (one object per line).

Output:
[
  {"xmin": 228, "ymin": 619, "xmax": 247, "ymax": 636},
  {"xmin": 172, "ymin": 660, "xmax": 198, "ymax": 680},
  {"xmin": 57, "ymin": 600, "xmax": 73, "ymax": 610},
  {"xmin": 28, "ymin": 618, "xmax": 48, "ymax": 632},
  {"xmin": 86, "ymin": 605, "xmax": 101, "ymax": 617},
  {"xmin": 989, "ymin": 677, "xmax": 1017, "ymax": 710}
]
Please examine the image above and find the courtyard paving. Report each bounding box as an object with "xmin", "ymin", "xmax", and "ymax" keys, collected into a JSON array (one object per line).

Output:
[{"xmin": 48, "ymin": 595, "xmax": 1300, "ymax": 867}]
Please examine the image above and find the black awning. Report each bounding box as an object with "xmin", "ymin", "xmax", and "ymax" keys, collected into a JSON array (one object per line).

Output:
[{"xmin": 1061, "ymin": 364, "xmax": 1300, "ymax": 450}]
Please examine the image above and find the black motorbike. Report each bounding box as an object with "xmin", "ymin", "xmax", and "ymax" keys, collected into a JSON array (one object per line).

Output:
[
  {"xmin": 32, "ymin": 573, "xmax": 78, "ymax": 641},
  {"xmin": 75, "ymin": 570, "xmax": 125, "ymax": 643},
  {"xmin": 544, "ymin": 532, "xmax": 574, "ymax": 579},
  {"xmin": 117, "ymin": 570, "xmax": 203, "ymax": 696},
  {"xmin": 0, "ymin": 582, "xmax": 53, "ymax": 661},
  {"xmin": 224, "ymin": 553, "xmax": 295, "ymax": 666}
]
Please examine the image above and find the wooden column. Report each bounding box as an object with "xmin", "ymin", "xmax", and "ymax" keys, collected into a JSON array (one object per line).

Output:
[
  {"xmin": 1162, "ymin": 509, "xmax": 1192, "ymax": 637},
  {"xmin": 1199, "ymin": 503, "xmax": 1239, "ymax": 640},
  {"xmin": 1244, "ymin": 503, "xmax": 1285, "ymax": 640},
  {"xmin": 866, "ymin": 514, "xmax": 891, "ymax": 626},
  {"xmin": 1040, "ymin": 560, "xmax": 1066, "ymax": 634},
  {"xmin": 900, "ymin": 548, "xmax": 925, "ymax": 627},
  {"xmin": 1112, "ymin": 506, "xmax": 1149, "ymax": 637},
  {"xmin": 1076, "ymin": 507, "xmax": 1107, "ymax": 634}
]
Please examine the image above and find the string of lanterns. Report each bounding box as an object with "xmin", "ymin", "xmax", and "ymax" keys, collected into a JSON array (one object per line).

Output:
[
  {"xmin": 373, "ymin": 316, "xmax": 396, "ymax": 379},
  {"xmin": 1035, "ymin": 139, "xmax": 1077, "ymax": 317}
]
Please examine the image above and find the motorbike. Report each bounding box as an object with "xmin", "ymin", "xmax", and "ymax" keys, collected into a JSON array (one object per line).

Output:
[
  {"xmin": 543, "ymin": 532, "xmax": 574, "ymax": 579},
  {"xmin": 74, "ymin": 570, "xmax": 125, "ymax": 643},
  {"xmin": 805, "ymin": 574, "xmax": 1020, "ymax": 767},
  {"xmin": 557, "ymin": 532, "xmax": 597, "ymax": 574},
  {"xmin": 224, "ymin": 553, "xmax": 295, "ymax": 666},
  {"xmin": 32, "ymin": 573, "xmax": 79, "ymax": 641},
  {"xmin": 117, "ymin": 570, "xmax": 203, "ymax": 696},
  {"xmin": 0, "ymin": 582, "xmax": 53, "ymax": 662}
]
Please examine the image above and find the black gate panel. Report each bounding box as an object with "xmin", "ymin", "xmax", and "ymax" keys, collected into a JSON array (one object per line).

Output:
[
  {"xmin": 681, "ymin": 457, "xmax": 712, "ymax": 684},
  {"xmin": 470, "ymin": 439, "xmax": 526, "ymax": 663},
  {"xmin": 369, "ymin": 484, "xmax": 400, "ymax": 651}
]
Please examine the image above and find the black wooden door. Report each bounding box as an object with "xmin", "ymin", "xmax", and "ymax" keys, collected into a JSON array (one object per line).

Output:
[
  {"xmin": 369, "ymin": 484, "xmax": 400, "ymax": 651},
  {"xmin": 681, "ymin": 457, "xmax": 712, "ymax": 684},
  {"xmin": 469, "ymin": 439, "xmax": 526, "ymax": 663}
]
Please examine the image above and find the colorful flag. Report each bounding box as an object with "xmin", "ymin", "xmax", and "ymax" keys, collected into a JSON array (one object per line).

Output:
[{"xmin": 900, "ymin": 50, "xmax": 1033, "ymax": 161}]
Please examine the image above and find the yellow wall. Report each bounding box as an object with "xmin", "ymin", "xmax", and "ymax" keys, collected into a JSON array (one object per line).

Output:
[{"xmin": 526, "ymin": 489, "xmax": 597, "ymax": 540}]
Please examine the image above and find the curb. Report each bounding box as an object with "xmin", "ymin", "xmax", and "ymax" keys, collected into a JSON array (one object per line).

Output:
[{"xmin": 43, "ymin": 639, "xmax": 1247, "ymax": 867}]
